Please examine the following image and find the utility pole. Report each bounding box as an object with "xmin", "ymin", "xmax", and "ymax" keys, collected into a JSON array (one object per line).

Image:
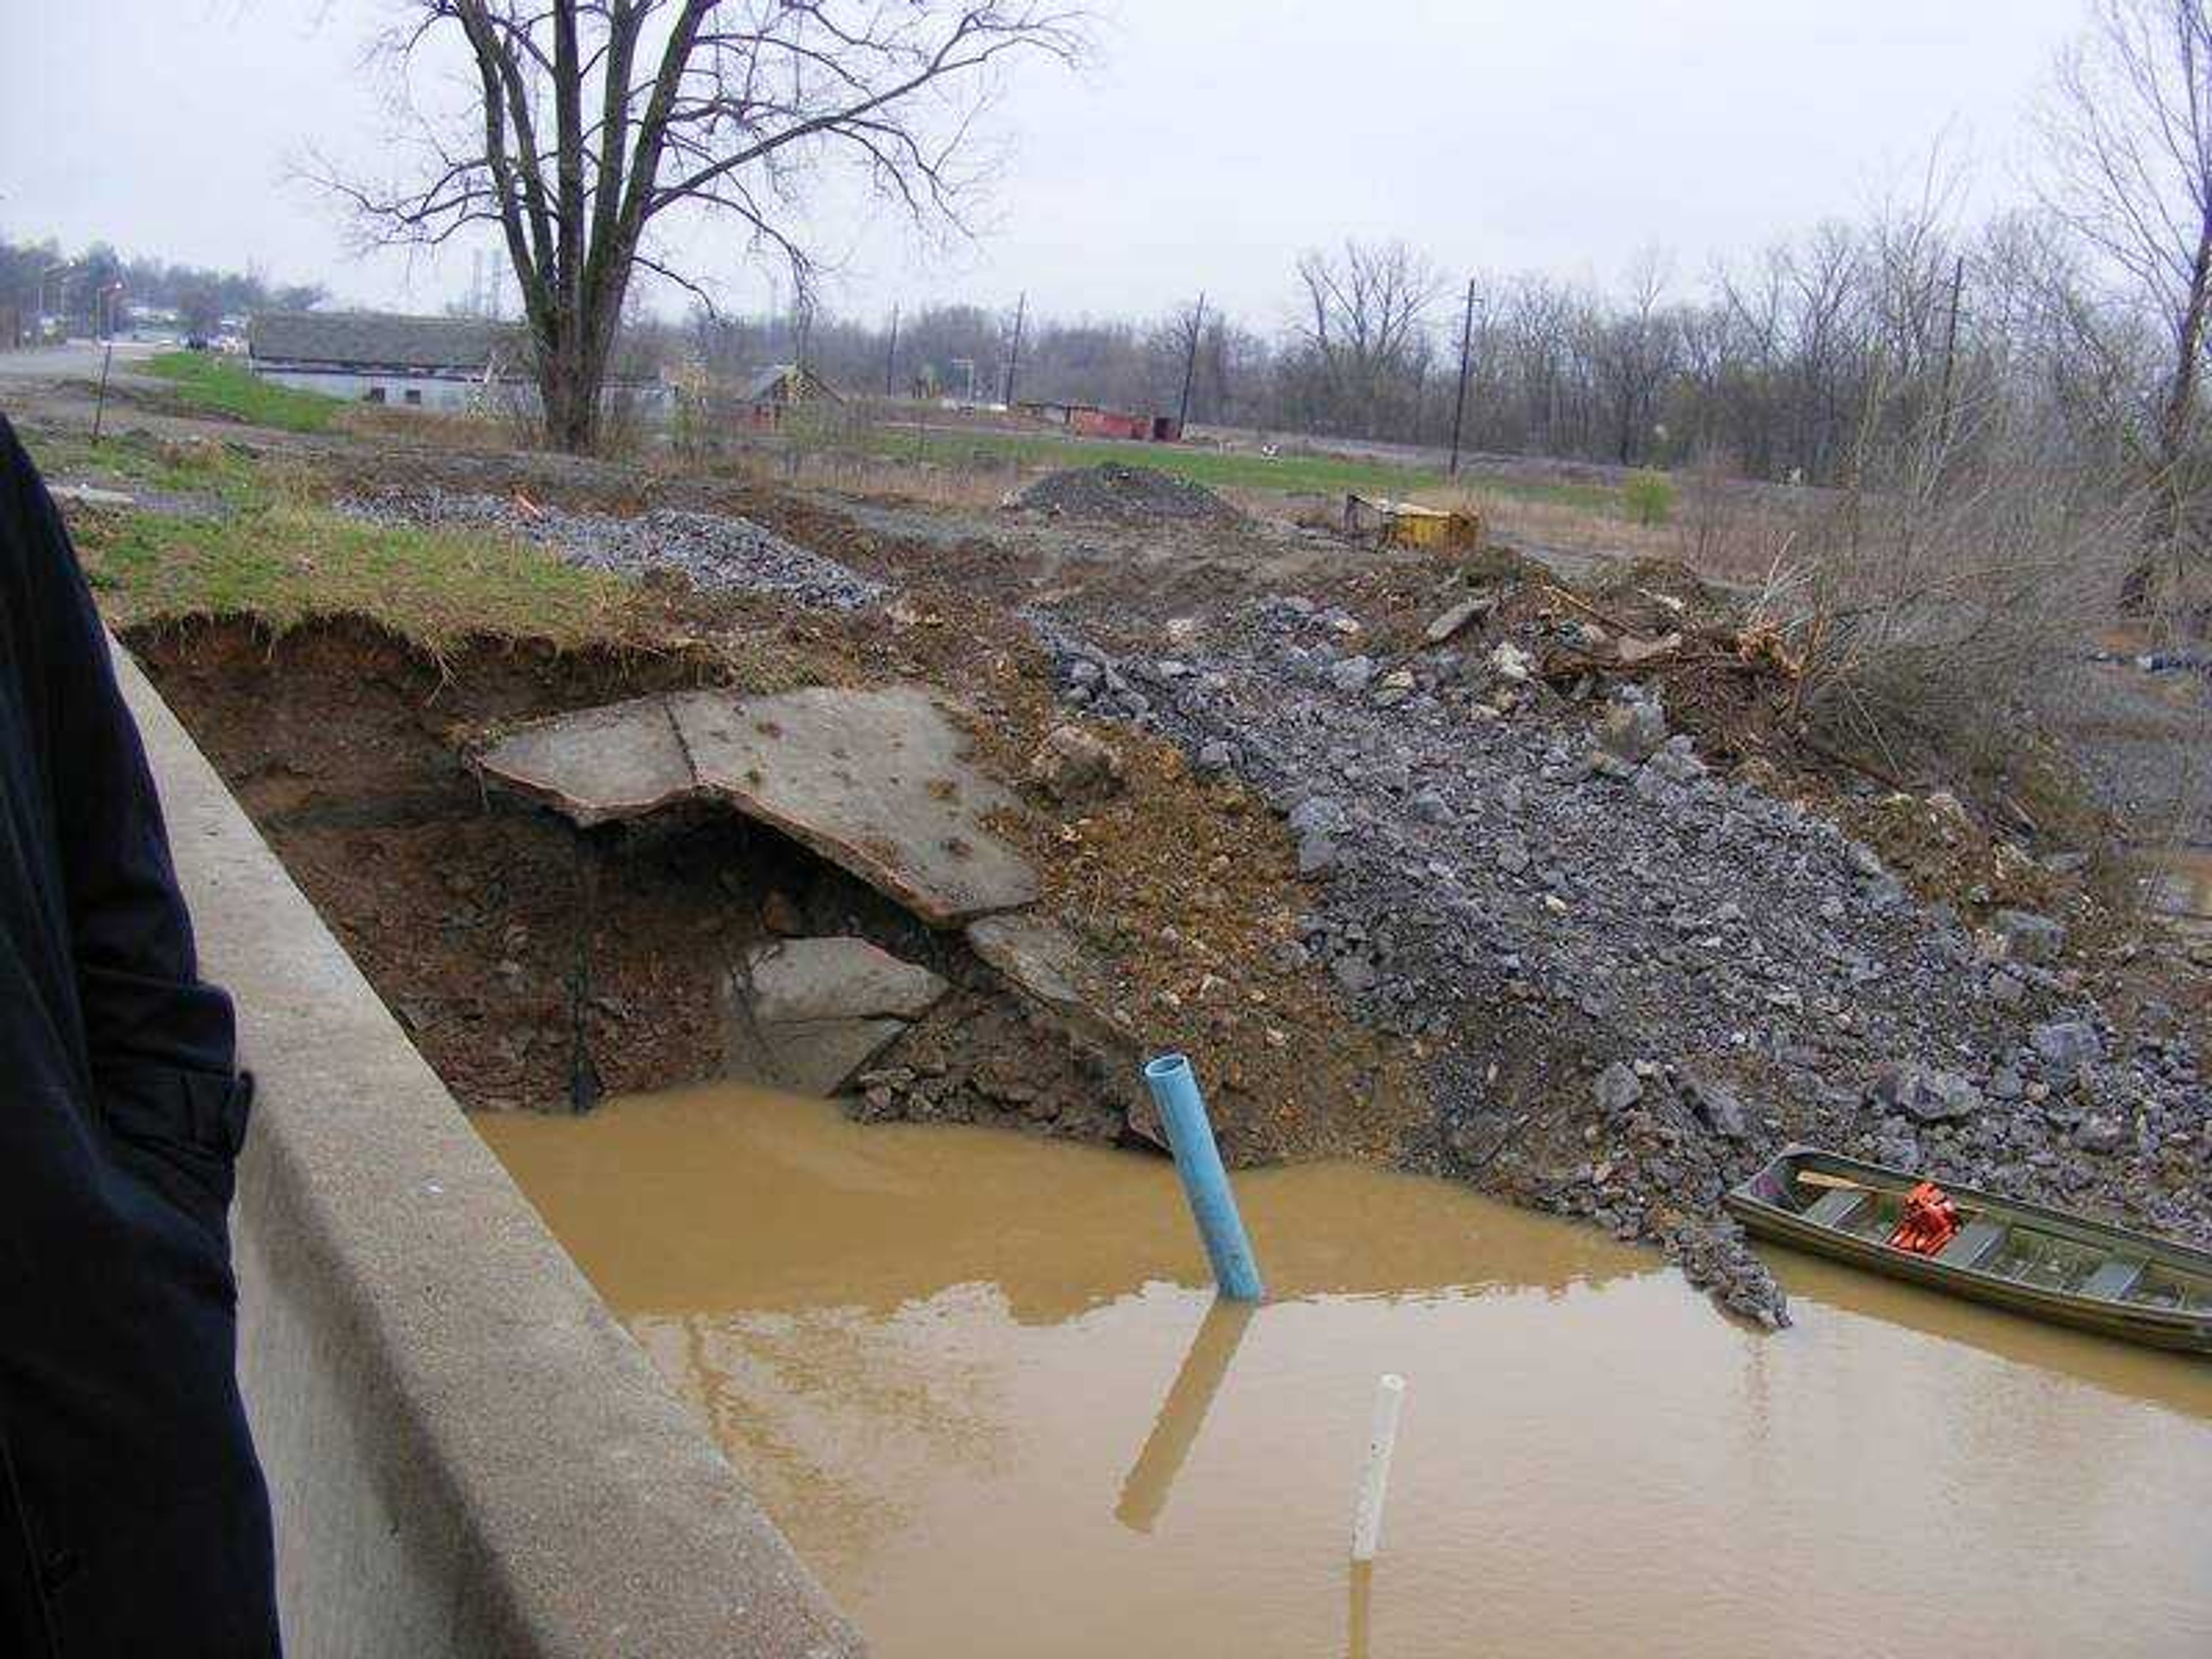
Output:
[
  {"xmin": 1448, "ymin": 276, "xmax": 1477, "ymax": 476},
  {"xmin": 884, "ymin": 304, "xmax": 900, "ymax": 396},
  {"xmin": 1002, "ymin": 291, "xmax": 1026, "ymax": 406},
  {"xmin": 1176, "ymin": 291, "xmax": 1206, "ymax": 433},
  {"xmin": 92, "ymin": 338, "xmax": 115, "ymax": 442},
  {"xmin": 1935, "ymin": 252, "xmax": 1965, "ymax": 455}
]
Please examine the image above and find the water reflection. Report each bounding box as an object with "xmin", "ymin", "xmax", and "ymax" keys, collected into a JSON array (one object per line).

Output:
[
  {"xmin": 476, "ymin": 1082, "xmax": 1647, "ymax": 1321},
  {"xmin": 1772, "ymin": 1244, "xmax": 2212, "ymax": 1423},
  {"xmin": 477, "ymin": 1083, "xmax": 2212, "ymax": 1659},
  {"xmin": 1346, "ymin": 1562, "xmax": 1373, "ymax": 1659},
  {"xmin": 1115, "ymin": 1298, "xmax": 1255, "ymax": 1532}
]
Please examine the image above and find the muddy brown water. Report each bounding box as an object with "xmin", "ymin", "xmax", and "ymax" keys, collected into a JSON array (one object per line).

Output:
[{"xmin": 478, "ymin": 1085, "xmax": 2212, "ymax": 1658}]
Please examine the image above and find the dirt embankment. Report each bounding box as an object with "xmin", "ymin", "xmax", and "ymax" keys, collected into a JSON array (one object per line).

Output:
[
  {"xmin": 131, "ymin": 598, "xmax": 1418, "ymax": 1166},
  {"xmin": 111, "ymin": 431, "xmax": 2209, "ymax": 1326}
]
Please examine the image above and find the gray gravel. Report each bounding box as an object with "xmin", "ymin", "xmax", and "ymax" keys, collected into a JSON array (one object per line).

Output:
[
  {"xmin": 339, "ymin": 488, "xmax": 885, "ymax": 611},
  {"xmin": 338, "ymin": 488, "xmax": 2212, "ymax": 1324},
  {"xmin": 1016, "ymin": 462, "xmax": 1242, "ymax": 526},
  {"xmin": 1040, "ymin": 594, "xmax": 2211, "ymax": 1324}
]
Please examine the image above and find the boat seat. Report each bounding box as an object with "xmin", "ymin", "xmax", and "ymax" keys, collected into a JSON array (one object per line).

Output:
[
  {"xmin": 2081, "ymin": 1259, "xmax": 2146, "ymax": 1301},
  {"xmin": 1937, "ymin": 1220, "xmax": 2006, "ymax": 1269},
  {"xmin": 1804, "ymin": 1188, "xmax": 1872, "ymax": 1230}
]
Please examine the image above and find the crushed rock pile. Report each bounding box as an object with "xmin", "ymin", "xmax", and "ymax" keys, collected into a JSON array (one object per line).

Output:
[
  {"xmin": 339, "ymin": 489, "xmax": 886, "ymax": 611},
  {"xmin": 336, "ymin": 479, "xmax": 2212, "ymax": 1326},
  {"xmin": 1037, "ymin": 592, "xmax": 2211, "ymax": 1325},
  {"xmin": 1016, "ymin": 463, "xmax": 1243, "ymax": 527}
]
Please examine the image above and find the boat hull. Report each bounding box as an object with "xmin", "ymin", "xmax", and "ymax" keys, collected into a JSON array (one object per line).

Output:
[{"xmin": 1726, "ymin": 1147, "xmax": 2212, "ymax": 1354}]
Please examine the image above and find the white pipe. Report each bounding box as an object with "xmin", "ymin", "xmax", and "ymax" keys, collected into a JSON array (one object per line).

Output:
[{"xmin": 1350, "ymin": 1373, "xmax": 1406, "ymax": 1563}]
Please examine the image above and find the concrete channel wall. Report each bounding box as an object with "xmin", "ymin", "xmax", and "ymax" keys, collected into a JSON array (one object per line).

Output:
[{"xmin": 118, "ymin": 649, "xmax": 865, "ymax": 1659}]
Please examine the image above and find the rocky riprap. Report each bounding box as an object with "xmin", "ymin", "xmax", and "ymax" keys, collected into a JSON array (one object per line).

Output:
[
  {"xmin": 338, "ymin": 488, "xmax": 885, "ymax": 611},
  {"xmin": 1039, "ymin": 594, "xmax": 2211, "ymax": 1325},
  {"xmin": 1015, "ymin": 463, "xmax": 1243, "ymax": 527},
  {"xmin": 343, "ymin": 484, "xmax": 2210, "ymax": 1326}
]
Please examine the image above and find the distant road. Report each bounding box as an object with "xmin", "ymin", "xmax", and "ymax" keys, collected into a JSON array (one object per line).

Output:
[
  {"xmin": 0, "ymin": 340, "xmax": 241, "ymax": 445},
  {"xmin": 0, "ymin": 339, "xmax": 157, "ymax": 382}
]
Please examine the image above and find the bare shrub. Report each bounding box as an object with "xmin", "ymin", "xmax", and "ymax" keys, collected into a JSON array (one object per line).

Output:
[
  {"xmin": 334, "ymin": 403, "xmax": 516, "ymax": 454},
  {"xmin": 1664, "ymin": 447, "xmax": 1805, "ymax": 582},
  {"xmin": 1777, "ymin": 396, "xmax": 2142, "ymax": 784}
]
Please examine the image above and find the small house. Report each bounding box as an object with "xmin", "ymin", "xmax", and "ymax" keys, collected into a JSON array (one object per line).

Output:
[
  {"xmin": 738, "ymin": 363, "xmax": 840, "ymax": 428},
  {"xmin": 248, "ymin": 310, "xmax": 669, "ymax": 415}
]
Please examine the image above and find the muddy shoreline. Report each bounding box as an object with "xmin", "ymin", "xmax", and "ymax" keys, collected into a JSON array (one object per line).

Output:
[{"xmin": 116, "ymin": 448, "xmax": 2212, "ymax": 1327}]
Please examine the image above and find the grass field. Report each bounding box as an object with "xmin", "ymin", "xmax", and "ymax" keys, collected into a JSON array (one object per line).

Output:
[
  {"xmin": 25, "ymin": 430, "xmax": 263, "ymax": 503},
  {"xmin": 46, "ymin": 433, "xmax": 639, "ymax": 653},
  {"xmin": 848, "ymin": 422, "xmax": 1626, "ymax": 514},
  {"xmin": 141, "ymin": 350, "xmax": 345, "ymax": 434}
]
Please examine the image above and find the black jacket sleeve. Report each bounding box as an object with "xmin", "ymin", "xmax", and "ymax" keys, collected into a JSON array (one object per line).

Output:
[{"xmin": 0, "ymin": 416, "xmax": 248, "ymax": 1162}]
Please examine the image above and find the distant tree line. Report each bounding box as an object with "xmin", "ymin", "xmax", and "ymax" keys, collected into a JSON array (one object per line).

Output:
[
  {"xmin": 680, "ymin": 206, "xmax": 2173, "ymax": 502},
  {"xmin": 685, "ymin": 0, "xmax": 2212, "ymax": 618},
  {"xmin": 0, "ymin": 235, "xmax": 325, "ymax": 341}
]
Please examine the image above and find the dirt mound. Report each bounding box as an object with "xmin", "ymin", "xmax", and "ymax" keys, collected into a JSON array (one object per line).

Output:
[{"xmin": 1017, "ymin": 463, "xmax": 1242, "ymax": 527}]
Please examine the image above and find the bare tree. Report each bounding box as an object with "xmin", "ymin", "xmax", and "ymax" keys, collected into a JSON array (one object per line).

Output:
[
  {"xmin": 1587, "ymin": 250, "xmax": 1679, "ymax": 464},
  {"xmin": 1288, "ymin": 240, "xmax": 1445, "ymax": 438},
  {"xmin": 2040, "ymin": 0, "xmax": 2212, "ymax": 604},
  {"xmin": 315, "ymin": 2, "xmax": 1082, "ymax": 451}
]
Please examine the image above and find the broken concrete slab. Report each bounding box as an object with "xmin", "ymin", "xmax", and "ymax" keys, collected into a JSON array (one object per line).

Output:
[
  {"xmin": 965, "ymin": 913, "xmax": 1086, "ymax": 1013},
  {"xmin": 724, "ymin": 937, "xmax": 948, "ymax": 1096},
  {"xmin": 744, "ymin": 937, "xmax": 948, "ymax": 1025},
  {"xmin": 672, "ymin": 687, "xmax": 1036, "ymax": 926},
  {"xmin": 732, "ymin": 1014, "xmax": 911, "ymax": 1098},
  {"xmin": 476, "ymin": 685, "xmax": 1039, "ymax": 926},
  {"xmin": 1423, "ymin": 594, "xmax": 1494, "ymax": 646},
  {"xmin": 474, "ymin": 699, "xmax": 695, "ymax": 828}
]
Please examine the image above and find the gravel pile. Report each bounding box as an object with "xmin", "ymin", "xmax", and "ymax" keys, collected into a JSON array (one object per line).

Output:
[
  {"xmin": 1016, "ymin": 463, "xmax": 1243, "ymax": 527},
  {"xmin": 1039, "ymin": 595, "xmax": 2211, "ymax": 1324},
  {"xmin": 340, "ymin": 489, "xmax": 885, "ymax": 611}
]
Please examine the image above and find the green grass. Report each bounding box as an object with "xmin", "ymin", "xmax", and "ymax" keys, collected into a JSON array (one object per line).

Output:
[
  {"xmin": 45, "ymin": 437, "xmax": 642, "ymax": 654},
  {"xmin": 839, "ymin": 423, "xmax": 1623, "ymax": 514},
  {"xmin": 82, "ymin": 502, "xmax": 641, "ymax": 653},
  {"xmin": 24, "ymin": 430, "xmax": 263, "ymax": 505},
  {"xmin": 140, "ymin": 350, "xmax": 344, "ymax": 433}
]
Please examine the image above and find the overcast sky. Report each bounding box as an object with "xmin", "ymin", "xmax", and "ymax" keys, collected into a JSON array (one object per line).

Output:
[{"xmin": 2, "ymin": 0, "xmax": 2090, "ymax": 332}]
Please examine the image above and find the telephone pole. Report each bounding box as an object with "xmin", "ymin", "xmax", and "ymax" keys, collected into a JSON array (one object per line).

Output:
[
  {"xmin": 1001, "ymin": 291, "xmax": 1027, "ymax": 406},
  {"xmin": 1448, "ymin": 276, "xmax": 1477, "ymax": 477},
  {"xmin": 884, "ymin": 304, "xmax": 900, "ymax": 397},
  {"xmin": 1176, "ymin": 291, "xmax": 1206, "ymax": 432},
  {"xmin": 1936, "ymin": 253, "xmax": 1965, "ymax": 455}
]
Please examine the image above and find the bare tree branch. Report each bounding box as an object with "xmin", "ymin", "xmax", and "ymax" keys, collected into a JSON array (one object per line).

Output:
[{"xmin": 315, "ymin": 0, "xmax": 1086, "ymax": 450}]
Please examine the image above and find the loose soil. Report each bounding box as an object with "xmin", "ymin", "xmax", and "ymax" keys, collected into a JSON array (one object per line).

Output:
[
  {"xmin": 130, "ymin": 608, "xmax": 1418, "ymax": 1164},
  {"xmin": 94, "ymin": 423, "xmax": 2209, "ymax": 1325}
]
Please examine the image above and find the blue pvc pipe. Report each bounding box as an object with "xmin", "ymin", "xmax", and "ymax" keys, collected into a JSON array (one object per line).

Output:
[{"xmin": 1142, "ymin": 1053, "xmax": 1265, "ymax": 1301}]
